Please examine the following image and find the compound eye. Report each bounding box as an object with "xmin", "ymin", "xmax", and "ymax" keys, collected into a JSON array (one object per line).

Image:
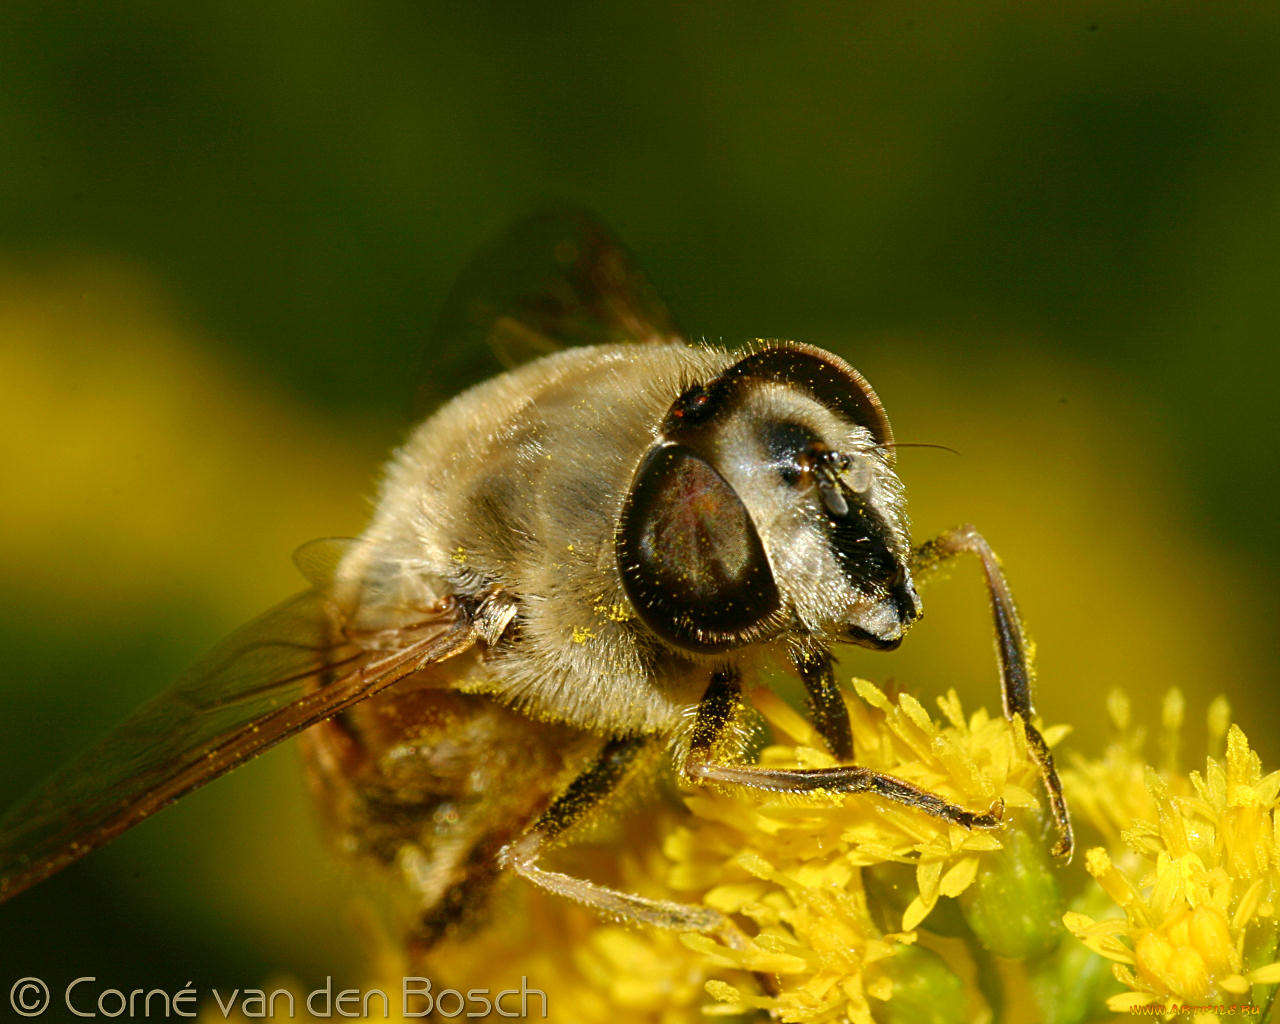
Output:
[{"xmin": 618, "ymin": 444, "xmax": 779, "ymax": 652}]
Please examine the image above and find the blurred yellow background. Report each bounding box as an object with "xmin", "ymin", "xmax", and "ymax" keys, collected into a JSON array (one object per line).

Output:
[{"xmin": 0, "ymin": 0, "xmax": 1276, "ymax": 1004}]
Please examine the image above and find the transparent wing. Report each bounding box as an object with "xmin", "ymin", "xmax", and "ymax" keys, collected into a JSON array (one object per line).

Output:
[
  {"xmin": 415, "ymin": 206, "xmax": 685, "ymax": 416},
  {"xmin": 0, "ymin": 586, "xmax": 473, "ymax": 903}
]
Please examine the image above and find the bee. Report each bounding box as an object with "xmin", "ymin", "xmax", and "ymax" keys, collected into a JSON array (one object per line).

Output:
[{"xmin": 0, "ymin": 211, "xmax": 1071, "ymax": 952}]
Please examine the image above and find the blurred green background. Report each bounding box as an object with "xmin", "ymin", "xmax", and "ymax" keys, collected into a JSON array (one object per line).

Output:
[{"xmin": 1, "ymin": 0, "xmax": 1277, "ymax": 1003}]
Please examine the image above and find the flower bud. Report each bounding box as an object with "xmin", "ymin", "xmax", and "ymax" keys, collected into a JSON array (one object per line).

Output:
[
  {"xmin": 958, "ymin": 816, "xmax": 1064, "ymax": 959},
  {"xmin": 873, "ymin": 945, "xmax": 965, "ymax": 1024}
]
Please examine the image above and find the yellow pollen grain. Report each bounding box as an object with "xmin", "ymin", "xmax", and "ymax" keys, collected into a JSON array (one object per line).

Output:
[{"xmin": 593, "ymin": 601, "xmax": 631, "ymax": 622}]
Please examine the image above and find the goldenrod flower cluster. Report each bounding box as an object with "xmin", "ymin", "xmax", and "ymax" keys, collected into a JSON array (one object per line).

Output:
[
  {"xmin": 1063, "ymin": 691, "xmax": 1280, "ymax": 1019},
  {"xmin": 206, "ymin": 683, "xmax": 1280, "ymax": 1023},
  {"xmin": 673, "ymin": 680, "xmax": 1065, "ymax": 1023}
]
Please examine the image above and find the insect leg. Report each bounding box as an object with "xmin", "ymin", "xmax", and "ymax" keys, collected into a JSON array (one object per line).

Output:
[
  {"xmin": 685, "ymin": 669, "xmax": 1003, "ymax": 829},
  {"xmin": 791, "ymin": 646, "xmax": 853, "ymax": 760},
  {"xmin": 498, "ymin": 735, "xmax": 728, "ymax": 933},
  {"xmin": 912, "ymin": 524, "xmax": 1074, "ymax": 859}
]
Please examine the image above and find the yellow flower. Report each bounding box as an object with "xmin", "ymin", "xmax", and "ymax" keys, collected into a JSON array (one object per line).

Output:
[
  {"xmin": 207, "ymin": 681, "xmax": 1069, "ymax": 1023},
  {"xmin": 1064, "ymin": 692, "xmax": 1280, "ymax": 1017},
  {"xmin": 668, "ymin": 680, "xmax": 1068, "ymax": 1023},
  {"xmin": 198, "ymin": 684, "xmax": 1280, "ymax": 1023}
]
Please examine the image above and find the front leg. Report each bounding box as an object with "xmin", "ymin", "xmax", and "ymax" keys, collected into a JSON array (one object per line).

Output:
[
  {"xmin": 684, "ymin": 669, "xmax": 1003, "ymax": 829},
  {"xmin": 792, "ymin": 646, "xmax": 854, "ymax": 761},
  {"xmin": 913, "ymin": 524, "xmax": 1074, "ymax": 859}
]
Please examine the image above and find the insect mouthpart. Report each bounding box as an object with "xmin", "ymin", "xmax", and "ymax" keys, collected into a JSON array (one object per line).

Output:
[
  {"xmin": 845, "ymin": 572, "xmax": 921, "ymax": 650},
  {"xmin": 811, "ymin": 453, "xmax": 921, "ymax": 650}
]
